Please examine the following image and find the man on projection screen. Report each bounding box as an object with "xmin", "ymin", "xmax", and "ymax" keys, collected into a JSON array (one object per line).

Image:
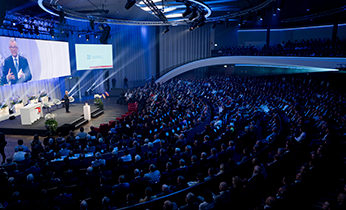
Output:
[{"xmin": 2, "ymin": 39, "xmax": 32, "ymax": 85}]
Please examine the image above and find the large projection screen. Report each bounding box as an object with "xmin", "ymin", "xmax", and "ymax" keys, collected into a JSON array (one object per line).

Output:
[
  {"xmin": 75, "ymin": 44, "xmax": 113, "ymax": 70},
  {"xmin": 0, "ymin": 37, "xmax": 71, "ymax": 86}
]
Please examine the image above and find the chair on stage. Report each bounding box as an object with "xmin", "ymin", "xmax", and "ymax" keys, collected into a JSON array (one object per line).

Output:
[
  {"xmin": 42, "ymin": 102, "xmax": 52, "ymax": 113},
  {"xmin": 53, "ymin": 99, "xmax": 62, "ymax": 110}
]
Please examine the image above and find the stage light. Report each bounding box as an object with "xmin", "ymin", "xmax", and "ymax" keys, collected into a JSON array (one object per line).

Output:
[
  {"xmin": 277, "ymin": 8, "xmax": 281, "ymax": 11},
  {"xmin": 212, "ymin": 22, "xmax": 217, "ymax": 29},
  {"xmin": 78, "ymin": 34, "xmax": 81, "ymax": 38},
  {"xmin": 163, "ymin": 26, "xmax": 169, "ymax": 34},
  {"xmin": 50, "ymin": 28, "xmax": 54, "ymax": 38},
  {"xmin": 99, "ymin": 24, "xmax": 110, "ymax": 44},
  {"xmin": 17, "ymin": 24, "xmax": 24, "ymax": 35},
  {"xmin": 125, "ymin": 0, "xmax": 136, "ymax": 10},
  {"xmin": 260, "ymin": 17, "xmax": 263, "ymax": 21},
  {"xmin": 188, "ymin": 8, "xmax": 198, "ymax": 21},
  {"xmin": 182, "ymin": 2, "xmax": 192, "ymax": 18},
  {"xmin": 95, "ymin": 35, "xmax": 98, "ymax": 38},
  {"xmin": 86, "ymin": 35, "xmax": 89, "ymax": 41},
  {"xmin": 90, "ymin": 19, "xmax": 95, "ymax": 30},
  {"xmin": 196, "ymin": 14, "xmax": 206, "ymax": 28},
  {"xmin": 34, "ymin": 26, "xmax": 39, "ymax": 36},
  {"xmin": 59, "ymin": 10, "xmax": 65, "ymax": 23}
]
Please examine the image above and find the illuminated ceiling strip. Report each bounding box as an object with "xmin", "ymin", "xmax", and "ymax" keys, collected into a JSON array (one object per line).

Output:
[
  {"xmin": 238, "ymin": 23, "xmax": 346, "ymax": 32},
  {"xmin": 235, "ymin": 64, "xmax": 339, "ymax": 71}
]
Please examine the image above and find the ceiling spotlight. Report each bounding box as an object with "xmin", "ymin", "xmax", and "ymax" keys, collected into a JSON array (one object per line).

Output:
[
  {"xmin": 34, "ymin": 26, "xmax": 39, "ymax": 36},
  {"xmin": 17, "ymin": 24, "xmax": 24, "ymax": 35},
  {"xmin": 188, "ymin": 8, "xmax": 198, "ymax": 21},
  {"xmin": 259, "ymin": 17, "xmax": 263, "ymax": 21},
  {"xmin": 50, "ymin": 28, "xmax": 54, "ymax": 38},
  {"xmin": 182, "ymin": 2, "xmax": 192, "ymax": 17},
  {"xmin": 78, "ymin": 34, "xmax": 81, "ymax": 38},
  {"xmin": 163, "ymin": 26, "xmax": 169, "ymax": 34},
  {"xmin": 277, "ymin": 8, "xmax": 281, "ymax": 11},
  {"xmin": 90, "ymin": 19, "xmax": 95, "ymax": 30},
  {"xmin": 125, "ymin": 0, "xmax": 136, "ymax": 10},
  {"xmin": 95, "ymin": 35, "xmax": 98, "ymax": 38},
  {"xmin": 59, "ymin": 10, "xmax": 65, "ymax": 23},
  {"xmin": 212, "ymin": 22, "xmax": 217, "ymax": 29},
  {"xmin": 196, "ymin": 15, "xmax": 206, "ymax": 28},
  {"xmin": 86, "ymin": 35, "xmax": 89, "ymax": 41}
]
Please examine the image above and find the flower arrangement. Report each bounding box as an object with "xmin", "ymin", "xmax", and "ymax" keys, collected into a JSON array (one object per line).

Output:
[
  {"xmin": 27, "ymin": 93, "xmax": 37, "ymax": 101},
  {"xmin": 0, "ymin": 100, "xmax": 7, "ymax": 109},
  {"xmin": 45, "ymin": 113, "xmax": 58, "ymax": 134},
  {"xmin": 11, "ymin": 96, "xmax": 23, "ymax": 105},
  {"xmin": 94, "ymin": 94, "xmax": 104, "ymax": 109},
  {"xmin": 40, "ymin": 90, "xmax": 47, "ymax": 98}
]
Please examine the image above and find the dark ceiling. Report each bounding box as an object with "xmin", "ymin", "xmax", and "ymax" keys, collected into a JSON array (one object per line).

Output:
[{"xmin": 4, "ymin": 0, "xmax": 346, "ymax": 28}]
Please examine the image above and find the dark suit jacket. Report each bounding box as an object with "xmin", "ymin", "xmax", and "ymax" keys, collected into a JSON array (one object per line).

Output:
[
  {"xmin": 214, "ymin": 190, "xmax": 231, "ymax": 205},
  {"xmin": 179, "ymin": 203, "xmax": 199, "ymax": 210},
  {"xmin": 94, "ymin": 184, "xmax": 113, "ymax": 199},
  {"xmin": 54, "ymin": 193, "xmax": 73, "ymax": 205},
  {"xmin": 130, "ymin": 177, "xmax": 148, "ymax": 192},
  {"xmin": 3, "ymin": 55, "xmax": 32, "ymax": 85}
]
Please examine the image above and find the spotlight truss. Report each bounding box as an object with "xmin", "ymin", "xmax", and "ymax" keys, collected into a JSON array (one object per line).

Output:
[
  {"xmin": 282, "ymin": 5, "xmax": 346, "ymax": 23},
  {"xmin": 142, "ymin": 0, "xmax": 168, "ymax": 23},
  {"xmin": 44, "ymin": 0, "xmax": 274, "ymax": 26}
]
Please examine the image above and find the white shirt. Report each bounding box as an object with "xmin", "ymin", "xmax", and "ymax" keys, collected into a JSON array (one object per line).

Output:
[
  {"xmin": 7, "ymin": 55, "xmax": 20, "ymax": 82},
  {"xmin": 13, "ymin": 151, "xmax": 26, "ymax": 162},
  {"xmin": 121, "ymin": 154, "xmax": 132, "ymax": 162},
  {"xmin": 295, "ymin": 132, "xmax": 306, "ymax": 142}
]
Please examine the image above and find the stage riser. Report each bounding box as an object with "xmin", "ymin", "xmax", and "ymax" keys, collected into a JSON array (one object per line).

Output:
[{"xmin": 0, "ymin": 102, "xmax": 100, "ymax": 136}]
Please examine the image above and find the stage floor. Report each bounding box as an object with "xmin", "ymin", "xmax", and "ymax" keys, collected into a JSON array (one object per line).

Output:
[
  {"xmin": 0, "ymin": 97, "xmax": 129, "ymax": 163},
  {"xmin": 0, "ymin": 101, "xmax": 100, "ymax": 135}
]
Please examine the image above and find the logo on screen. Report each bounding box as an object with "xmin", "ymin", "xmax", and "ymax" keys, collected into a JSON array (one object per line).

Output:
[{"xmin": 87, "ymin": 55, "xmax": 91, "ymax": 60}]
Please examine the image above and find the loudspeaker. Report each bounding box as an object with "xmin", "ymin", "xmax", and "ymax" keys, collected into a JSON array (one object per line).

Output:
[
  {"xmin": 9, "ymin": 115, "xmax": 15, "ymax": 120},
  {"xmin": 0, "ymin": 0, "xmax": 7, "ymax": 27},
  {"xmin": 99, "ymin": 25, "xmax": 110, "ymax": 44}
]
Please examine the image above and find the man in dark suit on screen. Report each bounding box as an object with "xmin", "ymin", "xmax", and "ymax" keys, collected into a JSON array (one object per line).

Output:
[{"xmin": 2, "ymin": 39, "xmax": 32, "ymax": 85}]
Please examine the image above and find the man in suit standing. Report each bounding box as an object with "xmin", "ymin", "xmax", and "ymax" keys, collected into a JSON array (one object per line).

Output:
[
  {"xmin": 2, "ymin": 39, "xmax": 32, "ymax": 85},
  {"xmin": 64, "ymin": 90, "xmax": 71, "ymax": 113}
]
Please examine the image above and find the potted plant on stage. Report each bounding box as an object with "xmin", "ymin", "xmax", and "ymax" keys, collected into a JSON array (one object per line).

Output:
[
  {"xmin": 0, "ymin": 101, "xmax": 9, "ymax": 117},
  {"xmin": 45, "ymin": 113, "xmax": 58, "ymax": 135},
  {"xmin": 39, "ymin": 90, "xmax": 49, "ymax": 103},
  {"xmin": 11, "ymin": 96, "xmax": 23, "ymax": 114},
  {"xmin": 94, "ymin": 94, "xmax": 104, "ymax": 109},
  {"xmin": 27, "ymin": 93, "xmax": 38, "ymax": 104}
]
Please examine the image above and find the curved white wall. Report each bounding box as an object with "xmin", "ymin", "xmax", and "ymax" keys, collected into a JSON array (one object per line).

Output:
[{"xmin": 156, "ymin": 56, "xmax": 345, "ymax": 83}]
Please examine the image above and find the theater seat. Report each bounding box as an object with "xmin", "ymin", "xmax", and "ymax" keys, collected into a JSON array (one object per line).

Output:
[
  {"xmin": 109, "ymin": 120, "xmax": 116, "ymax": 128},
  {"xmin": 94, "ymin": 123, "xmax": 110, "ymax": 137}
]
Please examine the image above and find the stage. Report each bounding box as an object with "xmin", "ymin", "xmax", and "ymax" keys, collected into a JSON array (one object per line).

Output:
[{"xmin": 0, "ymin": 101, "xmax": 102, "ymax": 136}]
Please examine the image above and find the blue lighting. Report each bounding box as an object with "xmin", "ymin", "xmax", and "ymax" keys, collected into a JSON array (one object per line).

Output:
[
  {"xmin": 141, "ymin": 26, "xmax": 147, "ymax": 38},
  {"xmin": 238, "ymin": 23, "xmax": 346, "ymax": 32}
]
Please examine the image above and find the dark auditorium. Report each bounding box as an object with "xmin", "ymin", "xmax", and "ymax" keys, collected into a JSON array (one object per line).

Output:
[{"xmin": 0, "ymin": 0, "xmax": 346, "ymax": 209}]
